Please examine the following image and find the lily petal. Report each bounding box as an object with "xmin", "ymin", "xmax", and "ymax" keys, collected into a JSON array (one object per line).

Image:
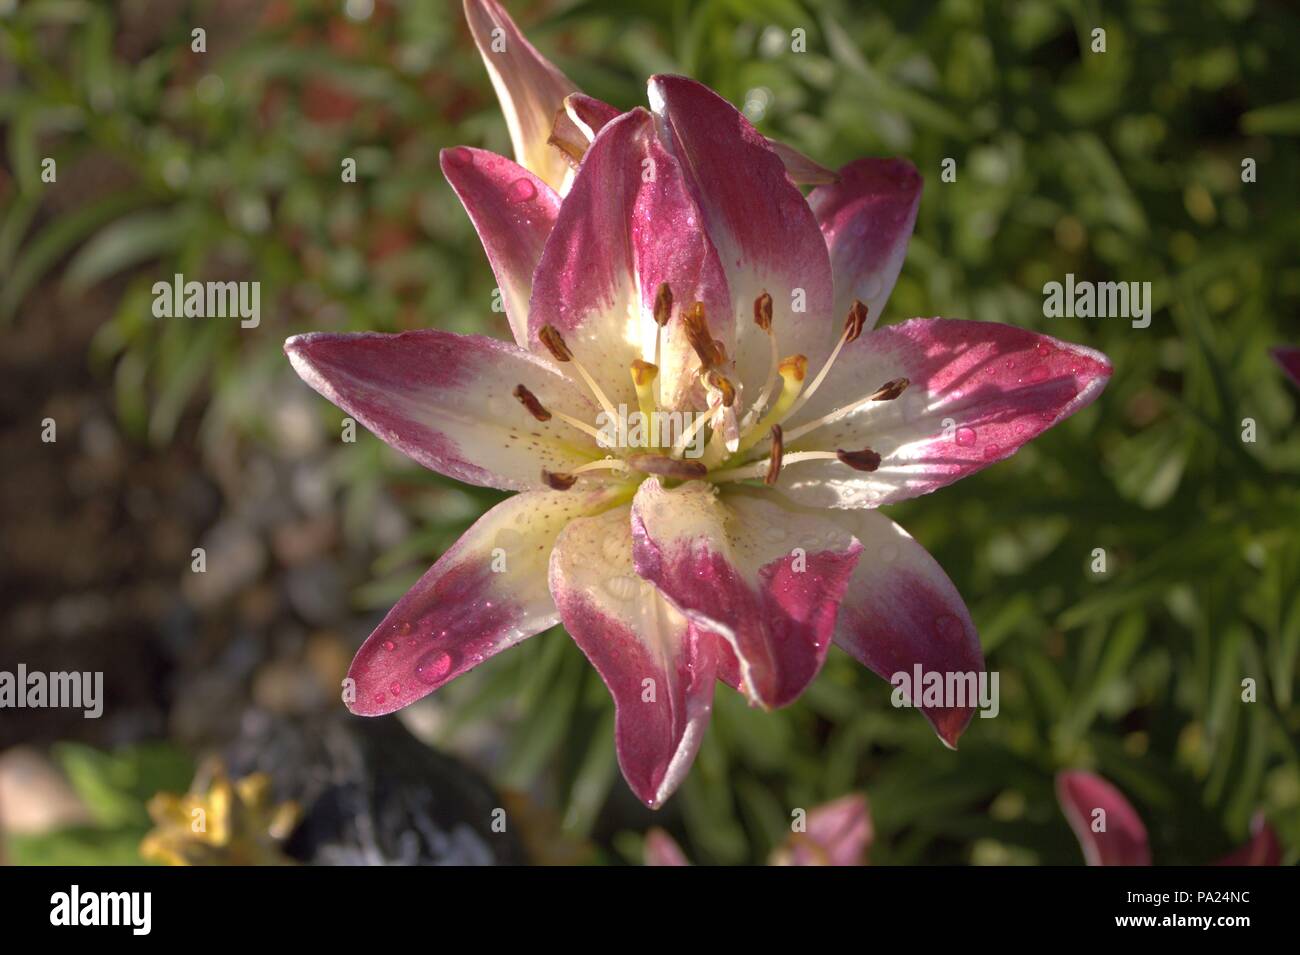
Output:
[
  {"xmin": 550, "ymin": 505, "xmax": 718, "ymax": 809},
  {"xmin": 463, "ymin": 0, "xmax": 577, "ymax": 193},
  {"xmin": 766, "ymin": 138, "xmax": 841, "ymax": 186},
  {"xmin": 528, "ymin": 108, "xmax": 733, "ymax": 410},
  {"xmin": 630, "ymin": 479, "xmax": 862, "ymax": 709},
  {"xmin": 777, "ymin": 319, "xmax": 1112, "ymax": 508},
  {"xmin": 285, "ymin": 330, "xmax": 602, "ymax": 491},
  {"xmin": 1213, "ymin": 813, "xmax": 1282, "ymax": 866},
  {"xmin": 1056, "ymin": 770, "xmax": 1152, "ymax": 866},
  {"xmin": 809, "ymin": 158, "xmax": 922, "ymax": 331},
  {"xmin": 829, "ymin": 509, "xmax": 984, "ymax": 748},
  {"xmin": 441, "ymin": 147, "xmax": 560, "ymax": 347},
  {"xmin": 1272, "ymin": 345, "xmax": 1300, "ymax": 389},
  {"xmin": 346, "ymin": 487, "xmax": 622, "ymax": 716},
  {"xmin": 549, "ymin": 92, "xmax": 622, "ymax": 167},
  {"xmin": 648, "ymin": 75, "xmax": 836, "ymax": 395},
  {"xmin": 772, "ymin": 794, "xmax": 873, "ymax": 866}
]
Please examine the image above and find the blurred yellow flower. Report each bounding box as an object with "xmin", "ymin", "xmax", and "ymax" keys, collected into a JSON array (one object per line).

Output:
[{"xmin": 140, "ymin": 762, "xmax": 300, "ymax": 866}]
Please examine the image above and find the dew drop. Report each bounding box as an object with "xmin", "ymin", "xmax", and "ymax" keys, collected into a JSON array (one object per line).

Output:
[
  {"xmin": 955, "ymin": 426, "xmax": 977, "ymax": 447},
  {"xmin": 389, "ymin": 681, "xmax": 402, "ymax": 695},
  {"xmin": 880, "ymin": 542, "xmax": 900, "ymax": 563},
  {"xmin": 981, "ymin": 443, "xmax": 1002, "ymax": 460},
  {"xmin": 507, "ymin": 177, "xmax": 537, "ymax": 203},
  {"xmin": 416, "ymin": 650, "xmax": 454, "ymax": 685},
  {"xmin": 383, "ymin": 640, "xmax": 396, "ymax": 651},
  {"xmin": 444, "ymin": 146, "xmax": 474, "ymax": 168}
]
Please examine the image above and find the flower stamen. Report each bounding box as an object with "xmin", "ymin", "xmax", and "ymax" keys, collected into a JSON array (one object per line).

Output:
[
  {"xmin": 781, "ymin": 376, "xmax": 910, "ymax": 446},
  {"xmin": 538, "ymin": 323, "xmax": 619, "ymax": 422},
  {"xmin": 513, "ymin": 382, "xmax": 607, "ymax": 444},
  {"xmin": 764, "ymin": 424, "xmax": 783, "ymax": 486},
  {"xmin": 780, "ymin": 300, "xmax": 868, "ymax": 425},
  {"xmin": 708, "ymin": 445, "xmax": 879, "ymax": 484},
  {"xmin": 627, "ymin": 453, "xmax": 708, "ymax": 481}
]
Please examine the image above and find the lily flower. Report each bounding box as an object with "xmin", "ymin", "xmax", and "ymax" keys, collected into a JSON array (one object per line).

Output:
[
  {"xmin": 1056, "ymin": 770, "xmax": 1281, "ymax": 866},
  {"xmin": 285, "ymin": 0, "xmax": 1112, "ymax": 808},
  {"xmin": 646, "ymin": 793, "xmax": 872, "ymax": 866}
]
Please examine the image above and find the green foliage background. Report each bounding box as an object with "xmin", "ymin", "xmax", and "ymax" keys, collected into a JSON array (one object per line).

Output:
[{"xmin": 3, "ymin": 0, "xmax": 1298, "ymax": 864}]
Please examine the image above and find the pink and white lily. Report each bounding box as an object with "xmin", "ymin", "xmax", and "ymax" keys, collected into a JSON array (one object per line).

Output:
[
  {"xmin": 285, "ymin": 0, "xmax": 1112, "ymax": 808},
  {"xmin": 1056, "ymin": 770, "xmax": 1281, "ymax": 866}
]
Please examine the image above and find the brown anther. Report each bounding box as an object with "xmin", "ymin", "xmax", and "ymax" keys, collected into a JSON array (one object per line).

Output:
[
  {"xmin": 754, "ymin": 291, "xmax": 773, "ymax": 331},
  {"xmin": 712, "ymin": 339, "xmax": 728, "ymax": 365},
  {"xmin": 836, "ymin": 447, "xmax": 882, "ymax": 472},
  {"xmin": 764, "ymin": 424, "xmax": 784, "ymax": 486},
  {"xmin": 538, "ymin": 325, "xmax": 572, "ymax": 363},
  {"xmin": 512, "ymin": 384, "xmax": 551, "ymax": 422},
  {"xmin": 683, "ymin": 302, "xmax": 722, "ymax": 368},
  {"xmin": 542, "ymin": 469, "xmax": 578, "ymax": 490},
  {"xmin": 843, "ymin": 300, "xmax": 869, "ymax": 344},
  {"xmin": 778, "ymin": 354, "xmax": 809, "ymax": 382},
  {"xmin": 706, "ymin": 371, "xmax": 736, "ymax": 407},
  {"xmin": 653, "ymin": 283, "xmax": 673, "ymax": 327},
  {"xmin": 868, "ymin": 377, "xmax": 910, "ymax": 401},
  {"xmin": 631, "ymin": 360, "xmax": 659, "ymax": 386},
  {"xmin": 627, "ymin": 454, "xmax": 708, "ymax": 481}
]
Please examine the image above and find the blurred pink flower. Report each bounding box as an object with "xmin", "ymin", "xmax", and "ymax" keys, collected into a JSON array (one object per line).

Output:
[
  {"xmin": 285, "ymin": 0, "xmax": 1112, "ymax": 808},
  {"xmin": 1271, "ymin": 346, "xmax": 1300, "ymax": 388},
  {"xmin": 646, "ymin": 794, "xmax": 873, "ymax": 866},
  {"xmin": 1056, "ymin": 770, "xmax": 1281, "ymax": 866}
]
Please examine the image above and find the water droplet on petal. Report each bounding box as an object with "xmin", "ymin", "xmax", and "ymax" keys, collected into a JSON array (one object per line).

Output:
[
  {"xmin": 981, "ymin": 443, "xmax": 1002, "ymax": 460},
  {"xmin": 955, "ymin": 426, "xmax": 977, "ymax": 447},
  {"xmin": 880, "ymin": 542, "xmax": 899, "ymax": 563},
  {"xmin": 507, "ymin": 177, "xmax": 537, "ymax": 203},
  {"xmin": 416, "ymin": 650, "xmax": 454, "ymax": 685},
  {"xmin": 389, "ymin": 681, "xmax": 401, "ymax": 695},
  {"xmin": 383, "ymin": 640, "xmax": 396, "ymax": 651},
  {"xmin": 445, "ymin": 146, "xmax": 474, "ymax": 168}
]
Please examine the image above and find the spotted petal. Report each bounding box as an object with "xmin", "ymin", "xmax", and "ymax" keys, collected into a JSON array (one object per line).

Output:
[
  {"xmin": 777, "ymin": 319, "xmax": 1112, "ymax": 508},
  {"xmin": 809, "ymin": 158, "xmax": 922, "ymax": 331},
  {"xmin": 550, "ymin": 504, "xmax": 718, "ymax": 808},
  {"xmin": 528, "ymin": 108, "xmax": 733, "ymax": 411},
  {"xmin": 648, "ymin": 75, "xmax": 836, "ymax": 399},
  {"xmin": 441, "ymin": 147, "xmax": 560, "ymax": 347},
  {"xmin": 285, "ymin": 330, "xmax": 602, "ymax": 491},
  {"xmin": 829, "ymin": 509, "xmax": 984, "ymax": 748},
  {"xmin": 630, "ymin": 479, "xmax": 862, "ymax": 709},
  {"xmin": 1056, "ymin": 771, "xmax": 1152, "ymax": 866},
  {"xmin": 346, "ymin": 487, "xmax": 622, "ymax": 716},
  {"xmin": 463, "ymin": 0, "xmax": 577, "ymax": 193}
]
